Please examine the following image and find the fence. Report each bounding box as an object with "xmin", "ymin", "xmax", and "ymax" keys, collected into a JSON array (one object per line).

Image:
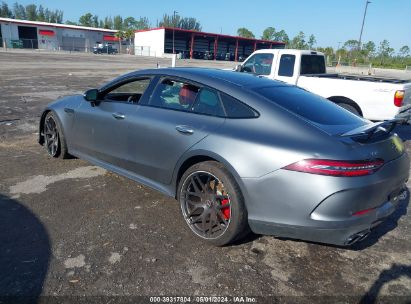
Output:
[
  {"xmin": 134, "ymin": 46, "xmax": 153, "ymax": 57},
  {"xmin": 1, "ymin": 38, "xmax": 134, "ymax": 55},
  {"xmin": 329, "ymin": 61, "xmax": 374, "ymax": 75}
]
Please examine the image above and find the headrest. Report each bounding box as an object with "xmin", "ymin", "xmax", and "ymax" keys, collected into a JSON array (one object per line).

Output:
[{"xmin": 179, "ymin": 84, "xmax": 198, "ymax": 106}]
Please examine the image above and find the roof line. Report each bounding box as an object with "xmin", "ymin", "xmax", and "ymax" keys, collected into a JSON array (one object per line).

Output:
[
  {"xmin": 135, "ymin": 27, "xmax": 285, "ymax": 45},
  {"xmin": 0, "ymin": 17, "xmax": 117, "ymax": 33}
]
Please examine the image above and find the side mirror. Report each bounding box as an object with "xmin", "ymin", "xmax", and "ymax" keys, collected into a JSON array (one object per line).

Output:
[
  {"xmin": 234, "ymin": 64, "xmax": 243, "ymax": 72},
  {"xmin": 83, "ymin": 89, "xmax": 99, "ymax": 102}
]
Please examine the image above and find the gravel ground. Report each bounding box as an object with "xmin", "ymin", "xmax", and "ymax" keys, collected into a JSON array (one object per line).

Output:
[{"xmin": 0, "ymin": 50, "xmax": 410, "ymax": 304}]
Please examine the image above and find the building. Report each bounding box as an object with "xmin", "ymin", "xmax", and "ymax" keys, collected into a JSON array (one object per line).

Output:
[
  {"xmin": 0, "ymin": 17, "xmax": 119, "ymax": 52},
  {"xmin": 134, "ymin": 27, "xmax": 286, "ymax": 61}
]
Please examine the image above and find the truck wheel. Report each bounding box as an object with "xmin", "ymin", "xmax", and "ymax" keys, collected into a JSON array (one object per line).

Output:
[{"xmin": 338, "ymin": 103, "xmax": 361, "ymax": 116}]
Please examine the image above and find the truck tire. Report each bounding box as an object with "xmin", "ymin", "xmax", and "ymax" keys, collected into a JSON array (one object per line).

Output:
[
  {"xmin": 327, "ymin": 97, "xmax": 362, "ymax": 117},
  {"xmin": 338, "ymin": 103, "xmax": 361, "ymax": 116}
]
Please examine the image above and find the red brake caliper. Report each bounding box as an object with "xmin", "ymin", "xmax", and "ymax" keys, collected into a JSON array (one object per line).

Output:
[{"xmin": 220, "ymin": 199, "xmax": 230, "ymax": 220}]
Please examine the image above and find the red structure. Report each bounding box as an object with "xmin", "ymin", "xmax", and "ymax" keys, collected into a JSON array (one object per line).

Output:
[{"xmin": 135, "ymin": 27, "xmax": 285, "ymax": 61}]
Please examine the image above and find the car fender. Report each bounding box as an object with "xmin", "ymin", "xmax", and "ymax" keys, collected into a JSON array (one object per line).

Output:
[{"xmin": 171, "ymin": 148, "xmax": 251, "ymax": 206}]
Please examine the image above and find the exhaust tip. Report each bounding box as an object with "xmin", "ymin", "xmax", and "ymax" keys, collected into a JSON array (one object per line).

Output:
[{"xmin": 344, "ymin": 230, "xmax": 371, "ymax": 246}]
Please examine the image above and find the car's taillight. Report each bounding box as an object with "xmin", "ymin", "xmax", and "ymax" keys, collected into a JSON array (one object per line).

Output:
[
  {"xmin": 283, "ymin": 159, "xmax": 384, "ymax": 177},
  {"xmin": 394, "ymin": 90, "xmax": 404, "ymax": 107}
]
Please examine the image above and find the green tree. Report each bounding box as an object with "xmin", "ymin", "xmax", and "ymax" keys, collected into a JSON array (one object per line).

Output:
[
  {"xmin": 92, "ymin": 15, "xmax": 99, "ymax": 28},
  {"xmin": 307, "ymin": 34, "xmax": 316, "ymax": 49},
  {"xmin": 363, "ymin": 41, "xmax": 376, "ymax": 57},
  {"xmin": 290, "ymin": 31, "xmax": 306, "ymax": 49},
  {"xmin": 378, "ymin": 39, "xmax": 394, "ymax": 64},
  {"xmin": 343, "ymin": 39, "xmax": 359, "ymax": 51},
  {"xmin": 79, "ymin": 13, "xmax": 93, "ymax": 27},
  {"xmin": 261, "ymin": 27, "xmax": 276, "ymax": 40},
  {"xmin": 123, "ymin": 16, "xmax": 149, "ymax": 30},
  {"xmin": 65, "ymin": 20, "xmax": 77, "ymax": 25},
  {"xmin": 114, "ymin": 30, "xmax": 124, "ymax": 53},
  {"xmin": 44, "ymin": 8, "xmax": 50, "ymax": 22},
  {"xmin": 274, "ymin": 30, "xmax": 289, "ymax": 44},
  {"xmin": 135, "ymin": 17, "xmax": 149, "ymax": 30},
  {"xmin": 104, "ymin": 16, "xmax": 113, "ymax": 29},
  {"xmin": 237, "ymin": 27, "xmax": 255, "ymax": 38},
  {"xmin": 25, "ymin": 4, "xmax": 36, "ymax": 20},
  {"xmin": 113, "ymin": 15, "xmax": 123, "ymax": 30},
  {"xmin": 159, "ymin": 13, "xmax": 201, "ymax": 30},
  {"xmin": 399, "ymin": 45, "xmax": 410, "ymax": 57},
  {"xmin": 55, "ymin": 10, "xmax": 63, "ymax": 23},
  {"xmin": 0, "ymin": 2, "xmax": 13, "ymax": 18},
  {"xmin": 13, "ymin": 3, "xmax": 26, "ymax": 19},
  {"xmin": 179, "ymin": 17, "xmax": 201, "ymax": 31},
  {"xmin": 37, "ymin": 5, "xmax": 45, "ymax": 21}
]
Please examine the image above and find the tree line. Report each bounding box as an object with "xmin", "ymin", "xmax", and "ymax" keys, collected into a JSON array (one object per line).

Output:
[
  {"xmin": 0, "ymin": 1, "xmax": 63, "ymax": 23},
  {"xmin": 237, "ymin": 26, "xmax": 410, "ymax": 69}
]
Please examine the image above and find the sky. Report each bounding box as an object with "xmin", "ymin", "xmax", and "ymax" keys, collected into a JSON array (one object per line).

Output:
[{"xmin": 4, "ymin": 0, "xmax": 411, "ymax": 51}]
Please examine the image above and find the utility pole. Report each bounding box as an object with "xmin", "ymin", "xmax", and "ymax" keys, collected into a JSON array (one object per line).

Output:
[
  {"xmin": 358, "ymin": 0, "xmax": 371, "ymax": 50},
  {"xmin": 172, "ymin": 10, "xmax": 178, "ymax": 54}
]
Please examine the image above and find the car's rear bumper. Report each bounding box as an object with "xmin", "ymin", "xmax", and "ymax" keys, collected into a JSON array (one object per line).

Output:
[
  {"xmin": 243, "ymin": 152, "xmax": 410, "ymax": 246},
  {"xmin": 249, "ymin": 187, "xmax": 407, "ymax": 246}
]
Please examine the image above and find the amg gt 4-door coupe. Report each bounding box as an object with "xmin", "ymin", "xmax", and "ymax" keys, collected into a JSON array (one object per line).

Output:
[{"xmin": 39, "ymin": 68, "xmax": 409, "ymax": 246}]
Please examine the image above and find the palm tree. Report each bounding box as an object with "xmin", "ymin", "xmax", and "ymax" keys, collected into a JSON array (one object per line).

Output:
[
  {"xmin": 124, "ymin": 29, "xmax": 135, "ymax": 54},
  {"xmin": 114, "ymin": 30, "xmax": 125, "ymax": 53}
]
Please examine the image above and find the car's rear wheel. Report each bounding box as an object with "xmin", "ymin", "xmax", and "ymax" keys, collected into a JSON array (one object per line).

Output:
[
  {"xmin": 178, "ymin": 161, "xmax": 249, "ymax": 246},
  {"xmin": 43, "ymin": 112, "xmax": 69, "ymax": 158}
]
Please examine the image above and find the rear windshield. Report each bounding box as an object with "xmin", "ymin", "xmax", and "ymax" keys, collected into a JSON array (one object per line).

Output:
[
  {"xmin": 256, "ymin": 86, "xmax": 365, "ymax": 127},
  {"xmin": 300, "ymin": 55, "xmax": 326, "ymax": 74}
]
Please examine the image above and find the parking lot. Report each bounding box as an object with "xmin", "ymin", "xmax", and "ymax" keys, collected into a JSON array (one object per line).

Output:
[{"xmin": 0, "ymin": 50, "xmax": 410, "ymax": 303}]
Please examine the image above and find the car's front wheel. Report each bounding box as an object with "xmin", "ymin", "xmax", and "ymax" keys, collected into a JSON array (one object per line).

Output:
[
  {"xmin": 43, "ymin": 112, "xmax": 69, "ymax": 158},
  {"xmin": 178, "ymin": 161, "xmax": 249, "ymax": 246}
]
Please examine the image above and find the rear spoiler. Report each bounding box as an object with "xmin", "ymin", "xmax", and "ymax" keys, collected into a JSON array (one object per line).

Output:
[
  {"xmin": 341, "ymin": 105, "xmax": 411, "ymax": 140},
  {"xmin": 395, "ymin": 104, "xmax": 411, "ymax": 124}
]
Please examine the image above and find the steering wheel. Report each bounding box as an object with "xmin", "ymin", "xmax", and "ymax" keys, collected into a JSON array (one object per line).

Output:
[{"xmin": 127, "ymin": 94, "xmax": 138, "ymax": 103}]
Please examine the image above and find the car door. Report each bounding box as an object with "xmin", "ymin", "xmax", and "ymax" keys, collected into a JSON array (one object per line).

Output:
[
  {"xmin": 71, "ymin": 77, "xmax": 153, "ymax": 167},
  {"xmin": 123, "ymin": 77, "xmax": 226, "ymax": 185}
]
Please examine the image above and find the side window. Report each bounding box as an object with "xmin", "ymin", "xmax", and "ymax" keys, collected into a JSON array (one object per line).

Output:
[
  {"xmin": 149, "ymin": 78, "xmax": 200, "ymax": 111},
  {"xmin": 104, "ymin": 78, "xmax": 151, "ymax": 103},
  {"xmin": 278, "ymin": 54, "xmax": 296, "ymax": 77},
  {"xmin": 192, "ymin": 88, "xmax": 225, "ymax": 117},
  {"xmin": 300, "ymin": 55, "xmax": 326, "ymax": 74},
  {"xmin": 242, "ymin": 53, "xmax": 274, "ymax": 76},
  {"xmin": 220, "ymin": 93, "xmax": 258, "ymax": 118}
]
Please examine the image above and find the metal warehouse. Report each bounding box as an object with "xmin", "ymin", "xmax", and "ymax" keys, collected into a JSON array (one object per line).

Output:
[
  {"xmin": 134, "ymin": 27, "xmax": 285, "ymax": 61},
  {"xmin": 0, "ymin": 17, "xmax": 119, "ymax": 52}
]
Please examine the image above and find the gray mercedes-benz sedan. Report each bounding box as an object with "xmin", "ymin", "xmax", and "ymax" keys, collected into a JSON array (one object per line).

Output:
[{"xmin": 39, "ymin": 68, "xmax": 409, "ymax": 246}]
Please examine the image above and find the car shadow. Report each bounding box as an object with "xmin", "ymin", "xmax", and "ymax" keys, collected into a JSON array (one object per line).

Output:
[
  {"xmin": 396, "ymin": 124, "xmax": 411, "ymax": 141},
  {"xmin": 0, "ymin": 194, "xmax": 50, "ymax": 303},
  {"xmin": 359, "ymin": 263, "xmax": 411, "ymax": 304}
]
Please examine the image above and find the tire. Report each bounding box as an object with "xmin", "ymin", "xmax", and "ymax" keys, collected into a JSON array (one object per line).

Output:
[
  {"xmin": 338, "ymin": 103, "xmax": 361, "ymax": 116},
  {"xmin": 43, "ymin": 112, "xmax": 69, "ymax": 159},
  {"xmin": 177, "ymin": 161, "xmax": 249, "ymax": 246}
]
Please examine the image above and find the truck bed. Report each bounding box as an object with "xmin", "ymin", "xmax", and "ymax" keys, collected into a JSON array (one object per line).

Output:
[{"xmin": 305, "ymin": 73, "xmax": 410, "ymax": 84}]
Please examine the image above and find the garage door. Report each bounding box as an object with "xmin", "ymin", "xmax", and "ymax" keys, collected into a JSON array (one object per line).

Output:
[
  {"xmin": 18, "ymin": 26, "xmax": 38, "ymax": 49},
  {"xmin": 62, "ymin": 37, "xmax": 86, "ymax": 51}
]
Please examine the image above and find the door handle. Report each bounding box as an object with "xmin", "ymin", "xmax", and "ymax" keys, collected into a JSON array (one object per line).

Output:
[
  {"xmin": 64, "ymin": 108, "xmax": 75, "ymax": 114},
  {"xmin": 176, "ymin": 125, "xmax": 194, "ymax": 135},
  {"xmin": 112, "ymin": 112, "xmax": 125, "ymax": 120}
]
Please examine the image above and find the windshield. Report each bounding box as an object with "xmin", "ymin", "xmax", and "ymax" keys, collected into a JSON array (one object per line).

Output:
[
  {"xmin": 300, "ymin": 55, "xmax": 326, "ymax": 74},
  {"xmin": 256, "ymin": 86, "xmax": 367, "ymax": 134}
]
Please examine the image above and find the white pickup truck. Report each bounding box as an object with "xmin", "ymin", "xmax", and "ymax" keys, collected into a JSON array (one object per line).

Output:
[{"xmin": 235, "ymin": 49, "xmax": 411, "ymax": 121}]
